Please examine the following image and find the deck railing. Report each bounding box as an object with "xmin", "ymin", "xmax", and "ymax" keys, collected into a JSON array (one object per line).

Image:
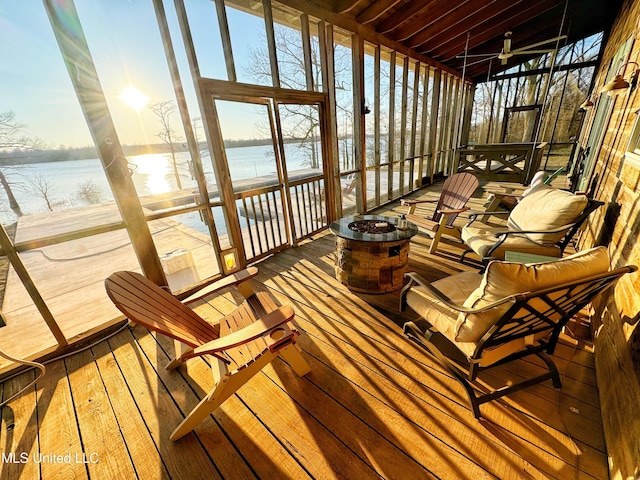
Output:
[
  {"xmin": 457, "ymin": 142, "xmax": 547, "ymax": 185},
  {"xmin": 233, "ymin": 171, "xmax": 329, "ymax": 262}
]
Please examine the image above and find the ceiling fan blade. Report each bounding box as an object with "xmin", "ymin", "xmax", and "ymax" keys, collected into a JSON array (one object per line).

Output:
[
  {"xmin": 512, "ymin": 35, "xmax": 567, "ymax": 53},
  {"xmin": 463, "ymin": 56, "xmax": 496, "ymax": 68},
  {"xmin": 456, "ymin": 53, "xmax": 498, "ymax": 58},
  {"xmin": 512, "ymin": 49, "xmax": 555, "ymax": 55}
]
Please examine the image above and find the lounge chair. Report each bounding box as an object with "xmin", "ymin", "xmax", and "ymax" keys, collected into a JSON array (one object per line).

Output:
[
  {"xmin": 400, "ymin": 247, "xmax": 636, "ymax": 418},
  {"xmin": 401, "ymin": 172, "xmax": 479, "ymax": 254},
  {"xmin": 461, "ymin": 183, "xmax": 603, "ymax": 265},
  {"xmin": 104, "ymin": 267, "xmax": 311, "ymax": 440}
]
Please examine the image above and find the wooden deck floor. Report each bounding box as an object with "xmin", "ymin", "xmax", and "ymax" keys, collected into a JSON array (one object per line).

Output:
[{"xmin": 0, "ymin": 181, "xmax": 607, "ymax": 479}]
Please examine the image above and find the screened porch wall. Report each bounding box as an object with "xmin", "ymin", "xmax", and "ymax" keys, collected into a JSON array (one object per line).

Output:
[{"xmin": 0, "ymin": 0, "xmax": 469, "ymax": 364}]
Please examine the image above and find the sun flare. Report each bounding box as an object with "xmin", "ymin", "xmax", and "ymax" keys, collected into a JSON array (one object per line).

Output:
[{"xmin": 118, "ymin": 84, "xmax": 149, "ymax": 112}]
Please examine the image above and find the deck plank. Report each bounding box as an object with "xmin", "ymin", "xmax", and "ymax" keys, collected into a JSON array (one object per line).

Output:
[
  {"xmin": 0, "ymin": 371, "xmax": 40, "ymax": 480},
  {"xmin": 107, "ymin": 326, "xmax": 228, "ymax": 480},
  {"xmin": 35, "ymin": 359, "xmax": 88, "ymax": 480},
  {"xmin": 254, "ymin": 240, "xmax": 602, "ymax": 480},
  {"xmin": 64, "ymin": 348, "xmax": 138, "ymax": 479},
  {"xmin": 129, "ymin": 325, "xmax": 259, "ymax": 480},
  {"xmin": 91, "ymin": 333, "xmax": 172, "ymax": 480}
]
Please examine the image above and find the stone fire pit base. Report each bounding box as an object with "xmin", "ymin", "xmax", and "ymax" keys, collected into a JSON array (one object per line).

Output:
[{"xmin": 334, "ymin": 236, "xmax": 410, "ymax": 294}]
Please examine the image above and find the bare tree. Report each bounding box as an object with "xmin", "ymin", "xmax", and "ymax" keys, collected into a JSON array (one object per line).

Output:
[
  {"xmin": 75, "ymin": 179, "xmax": 102, "ymax": 205},
  {"xmin": 0, "ymin": 111, "xmax": 43, "ymax": 217},
  {"xmin": 245, "ymin": 26, "xmax": 352, "ymax": 170},
  {"xmin": 469, "ymin": 33, "xmax": 603, "ymax": 148},
  {"xmin": 21, "ymin": 173, "xmax": 64, "ymax": 212},
  {"xmin": 149, "ymin": 101, "xmax": 186, "ymax": 189},
  {"xmin": 191, "ymin": 117, "xmax": 209, "ymax": 161}
]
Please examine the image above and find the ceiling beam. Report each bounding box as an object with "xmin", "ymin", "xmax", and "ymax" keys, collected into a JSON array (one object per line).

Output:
[
  {"xmin": 356, "ymin": 0, "xmax": 404, "ymax": 25},
  {"xmin": 374, "ymin": 0, "xmax": 442, "ymax": 36},
  {"xmin": 389, "ymin": 0, "xmax": 476, "ymax": 41},
  {"xmin": 404, "ymin": 0, "xmax": 509, "ymax": 50},
  {"xmin": 333, "ymin": 0, "xmax": 362, "ymax": 14},
  {"xmin": 423, "ymin": 0, "xmax": 563, "ymax": 61}
]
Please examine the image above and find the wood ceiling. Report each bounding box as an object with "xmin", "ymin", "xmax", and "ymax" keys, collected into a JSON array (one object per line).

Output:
[{"xmin": 323, "ymin": 0, "xmax": 623, "ymax": 82}]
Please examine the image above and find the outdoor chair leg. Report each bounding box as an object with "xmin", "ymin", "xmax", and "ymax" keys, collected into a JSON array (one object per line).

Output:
[
  {"xmin": 170, "ymin": 352, "xmax": 275, "ymax": 441},
  {"xmin": 278, "ymin": 344, "xmax": 312, "ymax": 376},
  {"xmin": 166, "ymin": 340, "xmax": 192, "ymax": 370},
  {"xmin": 403, "ymin": 321, "xmax": 566, "ymax": 419},
  {"xmin": 460, "ymin": 249, "xmax": 475, "ymax": 264}
]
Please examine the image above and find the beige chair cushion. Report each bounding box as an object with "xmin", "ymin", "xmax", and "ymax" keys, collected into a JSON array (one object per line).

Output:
[
  {"xmin": 461, "ymin": 224, "xmax": 562, "ymax": 260},
  {"xmin": 405, "ymin": 271, "xmax": 481, "ymax": 342},
  {"xmin": 455, "ymin": 246, "xmax": 610, "ymax": 342},
  {"xmin": 507, "ymin": 184, "xmax": 588, "ymax": 244},
  {"xmin": 405, "ymin": 271, "xmax": 552, "ymax": 367}
]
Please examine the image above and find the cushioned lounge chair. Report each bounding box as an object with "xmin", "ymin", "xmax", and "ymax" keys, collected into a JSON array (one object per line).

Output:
[
  {"xmin": 461, "ymin": 183, "xmax": 603, "ymax": 265},
  {"xmin": 105, "ymin": 267, "xmax": 311, "ymax": 440},
  {"xmin": 400, "ymin": 247, "xmax": 636, "ymax": 418}
]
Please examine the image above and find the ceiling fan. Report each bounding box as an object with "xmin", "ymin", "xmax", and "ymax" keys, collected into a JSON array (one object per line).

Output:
[{"xmin": 459, "ymin": 31, "xmax": 567, "ymax": 67}]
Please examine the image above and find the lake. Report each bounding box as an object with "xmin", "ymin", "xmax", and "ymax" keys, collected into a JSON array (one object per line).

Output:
[{"xmin": 0, "ymin": 143, "xmax": 316, "ymax": 233}]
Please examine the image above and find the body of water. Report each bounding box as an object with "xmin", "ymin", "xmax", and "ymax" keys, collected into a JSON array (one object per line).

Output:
[{"xmin": 0, "ymin": 143, "xmax": 315, "ymax": 233}]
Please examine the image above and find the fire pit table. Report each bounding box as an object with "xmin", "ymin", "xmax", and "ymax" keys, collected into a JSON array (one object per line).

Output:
[{"xmin": 329, "ymin": 215, "xmax": 418, "ymax": 294}]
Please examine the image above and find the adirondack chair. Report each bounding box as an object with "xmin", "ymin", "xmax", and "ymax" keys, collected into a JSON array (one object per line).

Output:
[
  {"xmin": 105, "ymin": 267, "xmax": 311, "ymax": 440},
  {"xmin": 401, "ymin": 172, "xmax": 479, "ymax": 254},
  {"xmin": 400, "ymin": 246, "xmax": 636, "ymax": 418},
  {"xmin": 461, "ymin": 183, "xmax": 603, "ymax": 265}
]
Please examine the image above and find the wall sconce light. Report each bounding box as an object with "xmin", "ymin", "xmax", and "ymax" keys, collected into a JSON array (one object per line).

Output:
[
  {"xmin": 601, "ymin": 61, "xmax": 640, "ymax": 97},
  {"xmin": 221, "ymin": 248, "xmax": 238, "ymax": 274},
  {"xmin": 361, "ymin": 100, "xmax": 370, "ymax": 115},
  {"xmin": 579, "ymin": 97, "xmax": 594, "ymax": 110}
]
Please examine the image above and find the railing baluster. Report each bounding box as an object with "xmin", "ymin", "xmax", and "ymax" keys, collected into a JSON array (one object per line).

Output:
[{"xmin": 241, "ymin": 197, "xmax": 257, "ymax": 259}]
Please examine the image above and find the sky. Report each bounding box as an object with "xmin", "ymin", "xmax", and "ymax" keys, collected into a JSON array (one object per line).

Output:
[{"xmin": 0, "ymin": 0, "xmax": 265, "ymax": 148}]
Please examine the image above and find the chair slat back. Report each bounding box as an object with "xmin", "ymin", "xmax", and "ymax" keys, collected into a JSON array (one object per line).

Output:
[
  {"xmin": 105, "ymin": 271, "xmax": 220, "ymax": 347},
  {"xmin": 433, "ymin": 172, "xmax": 479, "ymax": 226},
  {"xmin": 476, "ymin": 266, "xmax": 636, "ymax": 357}
]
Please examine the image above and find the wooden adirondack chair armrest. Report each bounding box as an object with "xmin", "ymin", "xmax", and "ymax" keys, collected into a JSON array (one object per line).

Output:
[
  {"xmin": 191, "ymin": 306, "xmax": 296, "ymax": 356},
  {"xmin": 485, "ymin": 191, "xmax": 523, "ymax": 200},
  {"xmin": 401, "ymin": 272, "xmax": 514, "ymax": 314},
  {"xmin": 401, "ymin": 198, "xmax": 437, "ymax": 214},
  {"xmin": 401, "ymin": 199, "xmax": 437, "ymax": 206},
  {"xmin": 182, "ymin": 267, "xmax": 259, "ymax": 305},
  {"xmin": 437, "ymin": 206, "xmax": 470, "ymax": 216}
]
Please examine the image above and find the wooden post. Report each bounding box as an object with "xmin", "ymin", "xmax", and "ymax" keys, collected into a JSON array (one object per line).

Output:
[
  {"xmin": 0, "ymin": 224, "xmax": 67, "ymax": 347},
  {"xmin": 215, "ymin": 0, "xmax": 237, "ymax": 82},
  {"xmin": 428, "ymin": 69, "xmax": 441, "ymax": 184},
  {"xmin": 399, "ymin": 55, "xmax": 409, "ymax": 195},
  {"xmin": 418, "ymin": 65, "xmax": 431, "ymax": 186},
  {"xmin": 351, "ymin": 33, "xmax": 365, "ymax": 213},
  {"xmin": 409, "ymin": 61, "xmax": 420, "ymax": 190},
  {"xmin": 374, "ymin": 46, "xmax": 381, "ymax": 206},
  {"xmin": 387, "ymin": 51, "xmax": 396, "ymax": 201},
  {"xmin": 263, "ymin": 0, "xmax": 281, "ymax": 88},
  {"xmin": 44, "ymin": 0, "xmax": 167, "ymax": 287}
]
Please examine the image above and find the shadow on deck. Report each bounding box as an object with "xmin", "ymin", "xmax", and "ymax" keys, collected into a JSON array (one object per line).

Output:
[{"xmin": 0, "ymin": 176, "xmax": 606, "ymax": 479}]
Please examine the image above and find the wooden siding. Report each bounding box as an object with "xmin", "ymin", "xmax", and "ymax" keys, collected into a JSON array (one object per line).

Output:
[{"xmin": 576, "ymin": 0, "xmax": 640, "ymax": 477}]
